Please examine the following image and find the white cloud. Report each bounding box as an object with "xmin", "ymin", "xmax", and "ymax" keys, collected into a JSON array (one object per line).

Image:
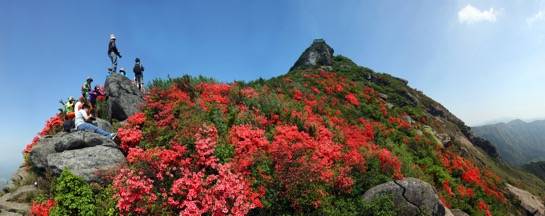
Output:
[
  {"xmin": 527, "ymin": 10, "xmax": 545, "ymax": 26},
  {"xmin": 458, "ymin": 4, "xmax": 498, "ymax": 24}
]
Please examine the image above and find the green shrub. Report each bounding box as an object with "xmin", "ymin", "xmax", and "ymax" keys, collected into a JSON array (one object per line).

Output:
[{"xmin": 50, "ymin": 170, "xmax": 96, "ymax": 216}]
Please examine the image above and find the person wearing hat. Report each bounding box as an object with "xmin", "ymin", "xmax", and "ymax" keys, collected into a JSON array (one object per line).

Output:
[
  {"xmin": 133, "ymin": 58, "xmax": 145, "ymax": 90},
  {"xmin": 108, "ymin": 34, "xmax": 122, "ymax": 73},
  {"xmin": 81, "ymin": 77, "xmax": 93, "ymax": 98},
  {"xmin": 119, "ymin": 67, "xmax": 126, "ymax": 76}
]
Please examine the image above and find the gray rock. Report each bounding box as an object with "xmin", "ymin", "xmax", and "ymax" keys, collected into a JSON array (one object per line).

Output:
[
  {"xmin": 105, "ymin": 73, "xmax": 144, "ymax": 121},
  {"xmin": 289, "ymin": 39, "xmax": 334, "ymax": 72},
  {"xmin": 363, "ymin": 177, "xmax": 449, "ymax": 216},
  {"xmin": 47, "ymin": 145, "xmax": 126, "ymax": 183},
  {"xmin": 29, "ymin": 131, "xmax": 121, "ymax": 182},
  {"xmin": 0, "ymin": 185, "xmax": 37, "ymax": 215},
  {"xmin": 28, "ymin": 136, "xmax": 58, "ymax": 172},
  {"xmin": 92, "ymin": 118, "xmax": 113, "ymax": 132},
  {"xmin": 506, "ymin": 183, "xmax": 545, "ymax": 216},
  {"xmin": 53, "ymin": 131, "xmax": 117, "ymax": 152}
]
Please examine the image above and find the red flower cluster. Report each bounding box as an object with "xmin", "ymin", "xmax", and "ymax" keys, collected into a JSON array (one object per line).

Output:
[
  {"xmin": 388, "ymin": 117, "xmax": 410, "ymax": 129},
  {"xmin": 24, "ymin": 115, "xmax": 63, "ymax": 154},
  {"xmin": 30, "ymin": 199, "xmax": 55, "ymax": 216},
  {"xmin": 456, "ymin": 184, "xmax": 474, "ymax": 198},
  {"xmin": 477, "ymin": 199, "xmax": 492, "ymax": 216},
  {"xmin": 113, "ymin": 169, "xmax": 157, "ymax": 215},
  {"xmin": 293, "ymin": 89, "xmax": 303, "ymax": 101},
  {"xmin": 117, "ymin": 127, "xmax": 143, "ymax": 152},
  {"xmin": 115, "ymin": 125, "xmax": 262, "ymax": 215},
  {"xmin": 345, "ymin": 93, "xmax": 360, "ymax": 106},
  {"xmin": 228, "ymin": 125, "xmax": 269, "ymax": 173},
  {"xmin": 440, "ymin": 151, "xmax": 506, "ymax": 202},
  {"xmin": 442, "ymin": 180, "xmax": 454, "ymax": 196},
  {"xmin": 126, "ymin": 112, "xmax": 146, "ymax": 128},
  {"xmin": 376, "ymin": 148, "xmax": 403, "ymax": 180},
  {"xmin": 196, "ymin": 83, "xmax": 231, "ymax": 111}
]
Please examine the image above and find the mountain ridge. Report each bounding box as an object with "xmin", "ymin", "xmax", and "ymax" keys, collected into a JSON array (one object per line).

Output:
[{"xmin": 2, "ymin": 39, "xmax": 544, "ymax": 215}]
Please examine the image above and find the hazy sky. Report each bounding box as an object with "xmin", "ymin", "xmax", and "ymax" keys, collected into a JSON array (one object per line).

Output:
[{"xmin": 1, "ymin": 0, "xmax": 544, "ymax": 178}]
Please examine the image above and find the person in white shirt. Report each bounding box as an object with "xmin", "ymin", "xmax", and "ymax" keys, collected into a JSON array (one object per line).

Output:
[{"xmin": 75, "ymin": 103, "xmax": 116, "ymax": 140}]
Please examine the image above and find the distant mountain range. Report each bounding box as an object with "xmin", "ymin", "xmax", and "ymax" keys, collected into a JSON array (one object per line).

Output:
[{"xmin": 472, "ymin": 119, "xmax": 545, "ymax": 166}]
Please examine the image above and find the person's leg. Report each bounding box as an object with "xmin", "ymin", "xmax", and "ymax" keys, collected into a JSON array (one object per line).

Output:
[
  {"xmin": 77, "ymin": 123, "xmax": 112, "ymax": 138},
  {"xmin": 109, "ymin": 52, "xmax": 118, "ymax": 72}
]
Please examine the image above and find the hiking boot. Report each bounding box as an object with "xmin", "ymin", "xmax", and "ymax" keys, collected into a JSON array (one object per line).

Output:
[{"xmin": 111, "ymin": 133, "xmax": 117, "ymax": 140}]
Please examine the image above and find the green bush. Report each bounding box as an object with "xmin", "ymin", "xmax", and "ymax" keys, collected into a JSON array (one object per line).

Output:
[{"xmin": 50, "ymin": 170, "xmax": 96, "ymax": 216}]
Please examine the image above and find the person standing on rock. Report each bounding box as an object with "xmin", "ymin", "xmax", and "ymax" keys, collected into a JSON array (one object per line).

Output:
[
  {"xmin": 133, "ymin": 58, "xmax": 144, "ymax": 90},
  {"xmin": 108, "ymin": 34, "xmax": 122, "ymax": 73},
  {"xmin": 75, "ymin": 103, "xmax": 116, "ymax": 140}
]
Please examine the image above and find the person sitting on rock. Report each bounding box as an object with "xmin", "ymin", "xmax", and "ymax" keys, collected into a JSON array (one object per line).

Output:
[
  {"xmin": 119, "ymin": 67, "xmax": 126, "ymax": 76},
  {"xmin": 133, "ymin": 58, "xmax": 145, "ymax": 90},
  {"xmin": 81, "ymin": 77, "xmax": 93, "ymax": 98},
  {"xmin": 75, "ymin": 103, "xmax": 116, "ymax": 140},
  {"xmin": 108, "ymin": 34, "xmax": 122, "ymax": 73},
  {"xmin": 74, "ymin": 96, "xmax": 87, "ymax": 113}
]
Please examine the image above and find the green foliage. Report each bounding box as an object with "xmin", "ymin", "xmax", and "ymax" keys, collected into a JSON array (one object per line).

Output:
[
  {"xmin": 50, "ymin": 170, "xmax": 96, "ymax": 216},
  {"xmin": 215, "ymin": 141, "xmax": 234, "ymax": 163},
  {"xmin": 94, "ymin": 185, "xmax": 118, "ymax": 216}
]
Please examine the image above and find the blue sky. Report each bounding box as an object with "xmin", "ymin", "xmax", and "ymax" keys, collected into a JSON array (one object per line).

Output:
[{"xmin": 1, "ymin": 0, "xmax": 545, "ymax": 179}]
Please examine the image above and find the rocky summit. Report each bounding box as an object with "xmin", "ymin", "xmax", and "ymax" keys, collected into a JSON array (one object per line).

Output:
[
  {"xmin": 3, "ymin": 40, "xmax": 545, "ymax": 215},
  {"xmin": 289, "ymin": 39, "xmax": 335, "ymax": 71}
]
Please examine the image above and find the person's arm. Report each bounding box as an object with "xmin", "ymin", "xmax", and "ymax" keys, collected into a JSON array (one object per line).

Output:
[{"xmin": 81, "ymin": 110, "xmax": 92, "ymax": 121}]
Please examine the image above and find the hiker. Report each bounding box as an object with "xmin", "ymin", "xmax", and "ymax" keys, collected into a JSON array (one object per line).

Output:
[
  {"xmin": 75, "ymin": 103, "xmax": 116, "ymax": 140},
  {"xmin": 133, "ymin": 58, "xmax": 145, "ymax": 90},
  {"xmin": 74, "ymin": 96, "xmax": 86, "ymax": 113},
  {"xmin": 119, "ymin": 67, "xmax": 126, "ymax": 76},
  {"xmin": 64, "ymin": 96, "xmax": 76, "ymax": 119},
  {"xmin": 65, "ymin": 96, "xmax": 75, "ymax": 113},
  {"xmin": 88, "ymin": 86, "xmax": 103, "ymax": 107},
  {"xmin": 108, "ymin": 34, "xmax": 122, "ymax": 73},
  {"xmin": 81, "ymin": 77, "xmax": 93, "ymax": 98}
]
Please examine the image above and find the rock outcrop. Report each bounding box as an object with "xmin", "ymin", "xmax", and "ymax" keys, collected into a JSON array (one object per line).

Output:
[
  {"xmin": 363, "ymin": 178, "xmax": 451, "ymax": 216},
  {"xmin": 28, "ymin": 131, "xmax": 126, "ymax": 183},
  {"xmin": 506, "ymin": 184, "xmax": 545, "ymax": 216},
  {"xmin": 289, "ymin": 39, "xmax": 334, "ymax": 72},
  {"xmin": 105, "ymin": 73, "xmax": 144, "ymax": 121},
  {"xmin": 47, "ymin": 145, "xmax": 125, "ymax": 183},
  {"xmin": 0, "ymin": 185, "xmax": 37, "ymax": 215}
]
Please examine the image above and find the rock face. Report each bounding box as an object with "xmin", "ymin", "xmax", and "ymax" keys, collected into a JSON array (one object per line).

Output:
[
  {"xmin": 105, "ymin": 73, "xmax": 144, "ymax": 121},
  {"xmin": 53, "ymin": 131, "xmax": 117, "ymax": 152},
  {"xmin": 289, "ymin": 39, "xmax": 334, "ymax": 72},
  {"xmin": 363, "ymin": 178, "xmax": 450, "ymax": 216},
  {"xmin": 28, "ymin": 131, "xmax": 126, "ymax": 183},
  {"xmin": 47, "ymin": 145, "xmax": 125, "ymax": 183},
  {"xmin": 506, "ymin": 184, "xmax": 545, "ymax": 216},
  {"xmin": 0, "ymin": 185, "xmax": 37, "ymax": 215}
]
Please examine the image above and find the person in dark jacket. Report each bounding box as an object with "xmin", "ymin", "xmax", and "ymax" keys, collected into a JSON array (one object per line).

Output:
[
  {"xmin": 133, "ymin": 58, "xmax": 145, "ymax": 90},
  {"xmin": 108, "ymin": 34, "xmax": 122, "ymax": 73}
]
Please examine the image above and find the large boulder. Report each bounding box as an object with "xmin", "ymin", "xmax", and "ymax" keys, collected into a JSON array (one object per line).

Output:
[
  {"xmin": 363, "ymin": 177, "xmax": 450, "ymax": 216},
  {"xmin": 29, "ymin": 131, "xmax": 125, "ymax": 183},
  {"xmin": 53, "ymin": 131, "xmax": 117, "ymax": 152},
  {"xmin": 506, "ymin": 184, "xmax": 545, "ymax": 216},
  {"xmin": 289, "ymin": 39, "xmax": 334, "ymax": 72},
  {"xmin": 105, "ymin": 73, "xmax": 144, "ymax": 121},
  {"xmin": 47, "ymin": 145, "xmax": 126, "ymax": 183}
]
